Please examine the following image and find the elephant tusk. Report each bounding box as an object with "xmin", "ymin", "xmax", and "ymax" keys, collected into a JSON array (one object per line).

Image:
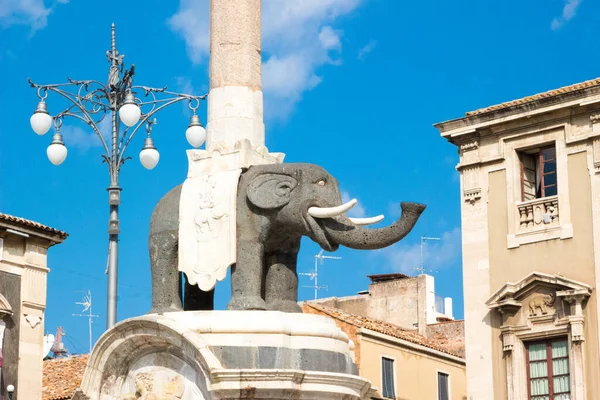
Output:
[
  {"xmin": 308, "ymin": 198, "xmax": 357, "ymax": 218},
  {"xmin": 349, "ymin": 215, "xmax": 384, "ymax": 226}
]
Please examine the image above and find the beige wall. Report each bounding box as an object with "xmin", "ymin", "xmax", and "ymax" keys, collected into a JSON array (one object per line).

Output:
[
  {"xmin": 360, "ymin": 332, "xmax": 466, "ymax": 400},
  {"xmin": 437, "ymin": 98, "xmax": 600, "ymax": 399},
  {"xmin": 487, "ymin": 152, "xmax": 600, "ymax": 399},
  {"xmin": 0, "ymin": 231, "xmax": 58, "ymax": 400},
  {"xmin": 312, "ymin": 274, "xmax": 443, "ymax": 333}
]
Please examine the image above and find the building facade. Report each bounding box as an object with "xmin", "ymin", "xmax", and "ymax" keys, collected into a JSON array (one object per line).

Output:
[
  {"xmin": 0, "ymin": 214, "xmax": 67, "ymax": 400},
  {"xmin": 310, "ymin": 273, "xmax": 454, "ymax": 335},
  {"xmin": 435, "ymin": 77, "xmax": 600, "ymax": 399},
  {"xmin": 303, "ymin": 303, "xmax": 466, "ymax": 400}
]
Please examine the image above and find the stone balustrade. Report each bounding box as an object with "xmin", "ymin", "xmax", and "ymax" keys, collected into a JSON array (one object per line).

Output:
[{"xmin": 518, "ymin": 196, "xmax": 559, "ymax": 231}]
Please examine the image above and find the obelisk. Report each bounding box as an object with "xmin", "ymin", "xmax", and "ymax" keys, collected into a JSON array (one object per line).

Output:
[
  {"xmin": 178, "ymin": 0, "xmax": 282, "ymax": 291},
  {"xmin": 206, "ymin": 0, "xmax": 264, "ymax": 152}
]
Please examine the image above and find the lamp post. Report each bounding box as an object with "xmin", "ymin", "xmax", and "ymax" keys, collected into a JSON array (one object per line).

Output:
[
  {"xmin": 6, "ymin": 384, "xmax": 14, "ymax": 400},
  {"xmin": 28, "ymin": 24, "xmax": 208, "ymax": 330}
]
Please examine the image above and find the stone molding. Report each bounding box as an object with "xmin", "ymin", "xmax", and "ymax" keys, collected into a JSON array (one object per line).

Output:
[
  {"xmin": 459, "ymin": 140, "xmax": 479, "ymax": 153},
  {"xmin": 501, "ymin": 126, "xmax": 573, "ymax": 248},
  {"xmin": 487, "ymin": 272, "xmax": 591, "ymax": 400},
  {"xmin": 77, "ymin": 311, "xmax": 369, "ymax": 400}
]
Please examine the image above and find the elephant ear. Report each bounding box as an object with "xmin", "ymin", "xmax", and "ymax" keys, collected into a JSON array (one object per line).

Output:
[{"xmin": 247, "ymin": 173, "xmax": 298, "ymax": 209}]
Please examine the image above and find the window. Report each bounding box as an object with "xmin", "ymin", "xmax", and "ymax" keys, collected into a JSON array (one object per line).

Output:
[
  {"xmin": 437, "ymin": 372, "xmax": 449, "ymax": 400},
  {"xmin": 527, "ymin": 339, "xmax": 570, "ymax": 400},
  {"xmin": 519, "ymin": 146, "xmax": 557, "ymax": 201},
  {"xmin": 381, "ymin": 357, "xmax": 395, "ymax": 399}
]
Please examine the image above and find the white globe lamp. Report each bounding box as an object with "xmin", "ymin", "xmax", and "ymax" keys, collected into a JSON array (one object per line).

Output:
[
  {"xmin": 186, "ymin": 114, "xmax": 206, "ymax": 148},
  {"xmin": 119, "ymin": 93, "xmax": 141, "ymax": 127},
  {"xmin": 30, "ymin": 100, "xmax": 53, "ymax": 135},
  {"xmin": 47, "ymin": 133, "xmax": 68, "ymax": 166},
  {"xmin": 139, "ymin": 137, "xmax": 159, "ymax": 170}
]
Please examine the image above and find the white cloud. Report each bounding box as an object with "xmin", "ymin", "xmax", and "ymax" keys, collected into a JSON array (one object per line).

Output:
[
  {"xmin": 341, "ymin": 190, "xmax": 367, "ymax": 218},
  {"xmin": 357, "ymin": 40, "xmax": 377, "ymax": 60},
  {"xmin": 375, "ymin": 227, "xmax": 462, "ymax": 275},
  {"xmin": 551, "ymin": 0, "xmax": 582, "ymax": 30},
  {"xmin": 167, "ymin": 1, "xmax": 210, "ymax": 64},
  {"xmin": 0, "ymin": 0, "xmax": 51, "ymax": 32},
  {"xmin": 61, "ymin": 125, "xmax": 102, "ymax": 152},
  {"xmin": 319, "ymin": 26, "xmax": 342, "ymax": 52},
  {"xmin": 0, "ymin": 0, "xmax": 70, "ymax": 34},
  {"xmin": 168, "ymin": 0, "xmax": 362, "ymax": 119},
  {"xmin": 61, "ymin": 117, "xmax": 112, "ymax": 153}
]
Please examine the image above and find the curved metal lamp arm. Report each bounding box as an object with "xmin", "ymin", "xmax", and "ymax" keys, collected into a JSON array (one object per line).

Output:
[
  {"xmin": 117, "ymin": 94, "xmax": 205, "ymax": 166},
  {"xmin": 28, "ymin": 81, "xmax": 112, "ymax": 159}
]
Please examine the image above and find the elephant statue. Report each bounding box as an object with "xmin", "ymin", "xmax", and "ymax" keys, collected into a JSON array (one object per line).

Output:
[
  {"xmin": 149, "ymin": 163, "xmax": 425, "ymax": 313},
  {"xmin": 528, "ymin": 293, "xmax": 555, "ymax": 316}
]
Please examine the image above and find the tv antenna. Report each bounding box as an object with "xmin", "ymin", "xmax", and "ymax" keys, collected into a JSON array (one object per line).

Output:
[
  {"xmin": 73, "ymin": 290, "xmax": 99, "ymax": 353},
  {"xmin": 415, "ymin": 236, "xmax": 441, "ymax": 275},
  {"xmin": 51, "ymin": 326, "xmax": 68, "ymax": 358},
  {"xmin": 300, "ymin": 250, "xmax": 341, "ymax": 300}
]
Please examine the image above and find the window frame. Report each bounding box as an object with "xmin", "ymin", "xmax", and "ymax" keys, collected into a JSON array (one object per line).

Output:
[
  {"xmin": 437, "ymin": 370, "xmax": 450, "ymax": 400},
  {"xmin": 525, "ymin": 338, "xmax": 571, "ymax": 400},
  {"xmin": 380, "ymin": 355, "xmax": 397, "ymax": 399},
  {"xmin": 519, "ymin": 145, "xmax": 557, "ymax": 201}
]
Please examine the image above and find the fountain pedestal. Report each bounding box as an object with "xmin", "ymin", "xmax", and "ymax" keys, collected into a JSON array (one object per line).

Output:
[{"xmin": 73, "ymin": 311, "xmax": 373, "ymax": 399}]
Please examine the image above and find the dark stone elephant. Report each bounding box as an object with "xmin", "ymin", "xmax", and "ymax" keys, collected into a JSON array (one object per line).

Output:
[{"xmin": 149, "ymin": 163, "xmax": 425, "ymax": 313}]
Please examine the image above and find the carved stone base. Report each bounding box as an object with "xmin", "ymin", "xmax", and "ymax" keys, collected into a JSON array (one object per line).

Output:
[{"xmin": 73, "ymin": 311, "xmax": 373, "ymax": 400}]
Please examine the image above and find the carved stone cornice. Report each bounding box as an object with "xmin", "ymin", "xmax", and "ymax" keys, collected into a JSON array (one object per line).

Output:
[
  {"xmin": 590, "ymin": 113, "xmax": 600, "ymax": 124},
  {"xmin": 464, "ymin": 188, "xmax": 481, "ymax": 205},
  {"xmin": 459, "ymin": 140, "xmax": 479, "ymax": 152}
]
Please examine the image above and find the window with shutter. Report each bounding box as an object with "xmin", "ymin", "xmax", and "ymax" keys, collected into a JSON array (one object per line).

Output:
[
  {"xmin": 381, "ymin": 357, "xmax": 396, "ymax": 399},
  {"xmin": 438, "ymin": 372, "xmax": 449, "ymax": 400},
  {"xmin": 519, "ymin": 145, "xmax": 557, "ymax": 201},
  {"xmin": 526, "ymin": 339, "xmax": 571, "ymax": 400}
]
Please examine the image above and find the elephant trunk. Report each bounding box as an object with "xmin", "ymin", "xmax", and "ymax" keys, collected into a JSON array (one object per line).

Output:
[{"xmin": 321, "ymin": 202, "xmax": 426, "ymax": 250}]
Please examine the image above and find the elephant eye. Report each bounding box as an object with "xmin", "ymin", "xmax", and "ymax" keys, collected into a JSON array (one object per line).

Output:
[{"xmin": 317, "ymin": 179, "xmax": 326, "ymax": 187}]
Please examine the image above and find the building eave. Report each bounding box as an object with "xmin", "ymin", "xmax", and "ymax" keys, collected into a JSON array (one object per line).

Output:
[
  {"xmin": 434, "ymin": 87, "xmax": 600, "ymax": 142},
  {"xmin": 0, "ymin": 213, "xmax": 68, "ymax": 245},
  {"xmin": 359, "ymin": 328, "xmax": 466, "ymax": 366}
]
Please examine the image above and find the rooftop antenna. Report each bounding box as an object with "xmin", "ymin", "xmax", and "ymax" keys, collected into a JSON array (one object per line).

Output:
[
  {"xmin": 51, "ymin": 326, "xmax": 68, "ymax": 358},
  {"xmin": 415, "ymin": 236, "xmax": 441, "ymax": 275},
  {"xmin": 73, "ymin": 290, "xmax": 99, "ymax": 353},
  {"xmin": 300, "ymin": 250, "xmax": 341, "ymax": 300}
]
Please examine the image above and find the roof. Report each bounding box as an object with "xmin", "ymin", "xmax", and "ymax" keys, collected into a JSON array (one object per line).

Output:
[
  {"xmin": 465, "ymin": 76, "xmax": 600, "ymax": 116},
  {"xmin": 304, "ymin": 303, "xmax": 462, "ymax": 358},
  {"xmin": 367, "ymin": 273, "xmax": 411, "ymax": 283},
  {"xmin": 42, "ymin": 355, "xmax": 88, "ymax": 400},
  {"xmin": 0, "ymin": 213, "xmax": 68, "ymax": 241}
]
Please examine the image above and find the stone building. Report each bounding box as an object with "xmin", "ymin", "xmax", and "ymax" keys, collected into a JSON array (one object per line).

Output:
[
  {"xmin": 0, "ymin": 213, "xmax": 67, "ymax": 400},
  {"xmin": 310, "ymin": 273, "xmax": 455, "ymax": 335},
  {"xmin": 303, "ymin": 303, "xmax": 466, "ymax": 400},
  {"xmin": 435, "ymin": 77, "xmax": 600, "ymax": 399}
]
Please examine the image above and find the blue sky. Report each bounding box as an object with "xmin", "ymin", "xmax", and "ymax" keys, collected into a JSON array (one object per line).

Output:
[{"xmin": 0, "ymin": 0, "xmax": 597, "ymax": 354}]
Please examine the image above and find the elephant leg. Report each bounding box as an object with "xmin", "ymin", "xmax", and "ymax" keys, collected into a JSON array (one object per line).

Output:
[
  {"xmin": 227, "ymin": 239, "xmax": 267, "ymax": 310},
  {"xmin": 183, "ymin": 274, "xmax": 215, "ymax": 311},
  {"xmin": 265, "ymin": 241, "xmax": 301, "ymax": 313},
  {"xmin": 149, "ymin": 184, "xmax": 184, "ymax": 314}
]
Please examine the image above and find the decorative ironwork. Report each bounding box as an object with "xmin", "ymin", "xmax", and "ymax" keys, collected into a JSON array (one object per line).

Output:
[{"xmin": 27, "ymin": 24, "xmax": 207, "ymax": 330}]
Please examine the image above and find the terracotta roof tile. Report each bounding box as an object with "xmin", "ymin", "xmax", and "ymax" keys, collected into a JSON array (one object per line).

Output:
[
  {"xmin": 466, "ymin": 76, "xmax": 600, "ymax": 116},
  {"xmin": 304, "ymin": 303, "xmax": 462, "ymax": 358},
  {"xmin": 42, "ymin": 355, "xmax": 88, "ymax": 400},
  {"xmin": 0, "ymin": 213, "xmax": 68, "ymax": 240}
]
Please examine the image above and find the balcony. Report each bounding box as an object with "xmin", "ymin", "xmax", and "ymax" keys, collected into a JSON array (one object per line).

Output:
[{"xmin": 517, "ymin": 195, "xmax": 559, "ymax": 232}]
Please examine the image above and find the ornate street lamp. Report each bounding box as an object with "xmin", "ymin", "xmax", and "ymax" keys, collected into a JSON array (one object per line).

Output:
[{"xmin": 28, "ymin": 24, "xmax": 207, "ymax": 329}]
